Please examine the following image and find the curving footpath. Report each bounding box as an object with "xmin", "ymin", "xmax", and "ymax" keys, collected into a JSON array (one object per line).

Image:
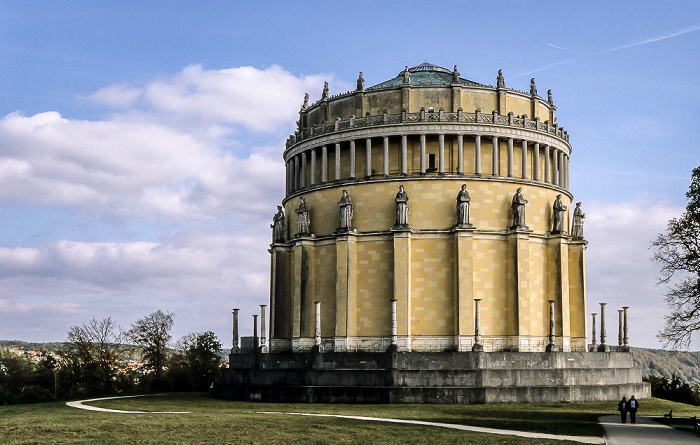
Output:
[
  {"xmin": 599, "ymin": 415, "xmax": 698, "ymax": 444},
  {"xmin": 66, "ymin": 395, "xmax": 189, "ymax": 414}
]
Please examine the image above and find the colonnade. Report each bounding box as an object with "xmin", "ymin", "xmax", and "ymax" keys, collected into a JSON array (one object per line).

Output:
[{"xmin": 286, "ymin": 132, "xmax": 570, "ymax": 196}]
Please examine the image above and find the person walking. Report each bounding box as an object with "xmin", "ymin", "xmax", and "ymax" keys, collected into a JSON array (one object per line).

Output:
[
  {"xmin": 628, "ymin": 395, "xmax": 639, "ymax": 423},
  {"xmin": 618, "ymin": 396, "xmax": 628, "ymax": 423}
]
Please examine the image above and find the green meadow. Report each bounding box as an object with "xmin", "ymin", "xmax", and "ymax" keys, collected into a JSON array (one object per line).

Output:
[{"xmin": 1, "ymin": 393, "xmax": 698, "ymax": 444}]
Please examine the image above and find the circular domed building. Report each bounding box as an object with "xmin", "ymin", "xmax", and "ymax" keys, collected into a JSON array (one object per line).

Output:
[{"xmin": 216, "ymin": 63, "xmax": 648, "ymax": 403}]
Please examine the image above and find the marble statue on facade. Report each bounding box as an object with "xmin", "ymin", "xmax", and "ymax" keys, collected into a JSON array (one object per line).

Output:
[
  {"xmin": 356, "ymin": 72, "xmax": 365, "ymax": 91},
  {"xmin": 402, "ymin": 66, "xmax": 411, "ymax": 84},
  {"xmin": 295, "ymin": 197, "xmax": 311, "ymax": 237},
  {"xmin": 547, "ymin": 89, "xmax": 553, "ymax": 106},
  {"xmin": 530, "ymin": 78, "xmax": 537, "ymax": 96},
  {"xmin": 571, "ymin": 202, "xmax": 585, "ymax": 240},
  {"xmin": 497, "ymin": 69, "xmax": 505, "ymax": 88},
  {"xmin": 271, "ymin": 205, "xmax": 285, "ymax": 243},
  {"xmin": 510, "ymin": 188, "xmax": 528, "ymax": 230},
  {"xmin": 552, "ymin": 194, "xmax": 567, "ymax": 234},
  {"xmin": 395, "ymin": 185, "xmax": 409, "ymax": 227},
  {"xmin": 337, "ymin": 190, "xmax": 353, "ymax": 232},
  {"xmin": 452, "ymin": 65, "xmax": 460, "ymax": 84},
  {"xmin": 322, "ymin": 82, "xmax": 329, "ymax": 100},
  {"xmin": 300, "ymin": 93, "xmax": 309, "ymax": 111},
  {"xmin": 455, "ymin": 184, "xmax": 473, "ymax": 228}
]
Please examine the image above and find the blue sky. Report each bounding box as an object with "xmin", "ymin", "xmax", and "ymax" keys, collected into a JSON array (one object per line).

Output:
[{"xmin": 1, "ymin": 1, "xmax": 699, "ymax": 349}]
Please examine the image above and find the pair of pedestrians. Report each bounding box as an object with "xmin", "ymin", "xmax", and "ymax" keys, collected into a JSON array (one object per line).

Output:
[{"xmin": 617, "ymin": 395, "xmax": 640, "ymax": 423}]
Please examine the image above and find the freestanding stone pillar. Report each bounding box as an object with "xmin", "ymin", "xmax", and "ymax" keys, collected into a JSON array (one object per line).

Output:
[
  {"xmin": 252, "ymin": 314, "xmax": 259, "ymax": 350},
  {"xmin": 623, "ymin": 306, "xmax": 630, "ymax": 351},
  {"xmin": 313, "ymin": 301, "xmax": 322, "ymax": 352},
  {"xmin": 232, "ymin": 308, "xmax": 240, "ymax": 353},
  {"xmin": 472, "ymin": 299, "xmax": 483, "ymax": 351},
  {"xmin": 260, "ymin": 304, "xmax": 268, "ymax": 352},
  {"xmin": 389, "ymin": 299, "xmax": 398, "ymax": 351},
  {"xmin": 618, "ymin": 309, "xmax": 624, "ymax": 347},
  {"xmin": 598, "ymin": 303, "xmax": 609, "ymax": 352},
  {"xmin": 591, "ymin": 312, "xmax": 597, "ymax": 351},
  {"xmin": 546, "ymin": 300, "xmax": 559, "ymax": 352}
]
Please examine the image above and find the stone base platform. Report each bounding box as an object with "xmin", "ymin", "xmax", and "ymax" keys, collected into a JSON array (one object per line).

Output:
[{"xmin": 213, "ymin": 351, "xmax": 649, "ymax": 404}]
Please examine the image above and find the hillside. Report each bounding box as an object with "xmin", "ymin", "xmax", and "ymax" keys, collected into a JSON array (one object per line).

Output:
[{"xmin": 632, "ymin": 347, "xmax": 700, "ymax": 384}]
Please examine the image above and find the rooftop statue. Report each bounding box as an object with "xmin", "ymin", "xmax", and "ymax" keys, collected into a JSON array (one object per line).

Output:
[
  {"xmin": 322, "ymin": 82, "xmax": 329, "ymax": 100},
  {"xmin": 295, "ymin": 197, "xmax": 310, "ymax": 237},
  {"xmin": 497, "ymin": 69, "xmax": 505, "ymax": 88},
  {"xmin": 452, "ymin": 65, "xmax": 460, "ymax": 84},
  {"xmin": 402, "ymin": 66, "xmax": 411, "ymax": 84},
  {"xmin": 530, "ymin": 78, "xmax": 537, "ymax": 96},
  {"xmin": 300, "ymin": 93, "xmax": 309, "ymax": 111},
  {"xmin": 552, "ymin": 194, "xmax": 567, "ymax": 234},
  {"xmin": 337, "ymin": 190, "xmax": 353, "ymax": 232},
  {"xmin": 571, "ymin": 202, "xmax": 586, "ymax": 240},
  {"xmin": 511, "ymin": 188, "xmax": 528, "ymax": 230},
  {"xmin": 271, "ymin": 205, "xmax": 285, "ymax": 243},
  {"xmin": 356, "ymin": 72, "xmax": 365, "ymax": 91},
  {"xmin": 395, "ymin": 185, "xmax": 409, "ymax": 227},
  {"xmin": 547, "ymin": 89, "xmax": 554, "ymax": 106}
]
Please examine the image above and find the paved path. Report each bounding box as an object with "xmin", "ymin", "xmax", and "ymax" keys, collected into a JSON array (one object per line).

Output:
[
  {"xmin": 66, "ymin": 395, "xmax": 189, "ymax": 414},
  {"xmin": 599, "ymin": 415, "xmax": 698, "ymax": 444}
]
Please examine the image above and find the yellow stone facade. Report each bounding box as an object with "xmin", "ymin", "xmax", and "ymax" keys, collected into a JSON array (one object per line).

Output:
[{"xmin": 269, "ymin": 64, "xmax": 587, "ymax": 352}]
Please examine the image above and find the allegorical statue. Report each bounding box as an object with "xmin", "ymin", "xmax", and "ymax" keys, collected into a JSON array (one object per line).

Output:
[
  {"xmin": 271, "ymin": 205, "xmax": 285, "ymax": 243},
  {"xmin": 337, "ymin": 190, "xmax": 353, "ymax": 232},
  {"xmin": 300, "ymin": 93, "xmax": 309, "ymax": 111},
  {"xmin": 547, "ymin": 89, "xmax": 553, "ymax": 106},
  {"xmin": 395, "ymin": 185, "xmax": 409, "ymax": 227},
  {"xmin": 295, "ymin": 197, "xmax": 310, "ymax": 237},
  {"xmin": 510, "ymin": 188, "xmax": 528, "ymax": 230},
  {"xmin": 356, "ymin": 72, "xmax": 365, "ymax": 91},
  {"xmin": 452, "ymin": 65, "xmax": 460, "ymax": 84},
  {"xmin": 456, "ymin": 184, "xmax": 472, "ymax": 228},
  {"xmin": 321, "ymin": 82, "xmax": 329, "ymax": 100},
  {"xmin": 402, "ymin": 66, "xmax": 411, "ymax": 84},
  {"xmin": 496, "ymin": 69, "xmax": 505, "ymax": 88},
  {"xmin": 552, "ymin": 194, "xmax": 567, "ymax": 234},
  {"xmin": 571, "ymin": 202, "xmax": 586, "ymax": 240},
  {"xmin": 530, "ymin": 78, "xmax": 537, "ymax": 96}
]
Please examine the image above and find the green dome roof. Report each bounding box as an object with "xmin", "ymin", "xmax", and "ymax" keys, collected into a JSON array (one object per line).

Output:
[{"xmin": 367, "ymin": 63, "xmax": 484, "ymax": 90}]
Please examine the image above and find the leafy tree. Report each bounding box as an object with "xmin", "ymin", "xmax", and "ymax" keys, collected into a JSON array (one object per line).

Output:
[
  {"xmin": 167, "ymin": 331, "xmax": 222, "ymax": 391},
  {"xmin": 128, "ymin": 310, "xmax": 174, "ymax": 379},
  {"xmin": 653, "ymin": 166, "xmax": 700, "ymax": 348}
]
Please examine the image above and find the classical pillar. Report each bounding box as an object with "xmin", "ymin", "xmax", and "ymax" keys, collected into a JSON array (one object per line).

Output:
[
  {"xmin": 474, "ymin": 135, "xmax": 481, "ymax": 175},
  {"xmin": 544, "ymin": 145, "xmax": 551, "ymax": 184},
  {"xmin": 472, "ymin": 299, "xmax": 483, "ymax": 351},
  {"xmin": 300, "ymin": 152, "xmax": 307, "ymax": 188},
  {"xmin": 321, "ymin": 145, "xmax": 328, "ymax": 183},
  {"xmin": 507, "ymin": 138, "xmax": 514, "ymax": 177},
  {"xmin": 558, "ymin": 151, "xmax": 564, "ymax": 186},
  {"xmin": 552, "ymin": 149, "xmax": 559, "ymax": 186},
  {"xmin": 365, "ymin": 138, "xmax": 372, "ymax": 178},
  {"xmin": 293, "ymin": 155, "xmax": 300, "ymax": 191},
  {"xmin": 598, "ymin": 302, "xmax": 608, "ymax": 351},
  {"xmin": 260, "ymin": 304, "xmax": 267, "ymax": 352},
  {"xmin": 591, "ymin": 312, "xmax": 597, "ymax": 351},
  {"xmin": 438, "ymin": 133, "xmax": 445, "ymax": 174},
  {"xmin": 457, "ymin": 134, "xmax": 464, "ymax": 174},
  {"xmin": 389, "ymin": 299, "xmax": 398, "ymax": 351},
  {"xmin": 565, "ymin": 155, "xmax": 570, "ymax": 189},
  {"xmin": 420, "ymin": 134, "xmax": 426, "ymax": 174},
  {"xmin": 231, "ymin": 308, "xmax": 239, "ymax": 353},
  {"xmin": 533, "ymin": 143, "xmax": 540, "ymax": 181},
  {"xmin": 492, "ymin": 136, "xmax": 499, "ymax": 176},
  {"xmin": 285, "ymin": 160, "xmax": 290, "ymax": 196},
  {"xmin": 252, "ymin": 314, "xmax": 259, "ymax": 349},
  {"xmin": 313, "ymin": 301, "xmax": 322, "ymax": 352},
  {"xmin": 349, "ymin": 140, "xmax": 356, "ymax": 179},
  {"xmin": 310, "ymin": 148, "xmax": 316, "ymax": 186},
  {"xmin": 334, "ymin": 143, "xmax": 341, "ymax": 181},
  {"xmin": 521, "ymin": 140, "xmax": 528, "ymax": 179},
  {"xmin": 383, "ymin": 136, "xmax": 389, "ymax": 176},
  {"xmin": 546, "ymin": 300, "xmax": 558, "ymax": 352},
  {"xmin": 623, "ymin": 306, "xmax": 629, "ymax": 348},
  {"xmin": 401, "ymin": 135, "xmax": 408, "ymax": 175}
]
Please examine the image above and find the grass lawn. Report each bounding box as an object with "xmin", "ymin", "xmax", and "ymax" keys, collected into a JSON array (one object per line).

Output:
[{"xmin": 1, "ymin": 393, "xmax": 698, "ymax": 444}]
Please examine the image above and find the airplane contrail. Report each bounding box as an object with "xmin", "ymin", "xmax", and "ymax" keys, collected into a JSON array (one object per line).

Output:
[{"xmin": 604, "ymin": 24, "xmax": 700, "ymax": 52}]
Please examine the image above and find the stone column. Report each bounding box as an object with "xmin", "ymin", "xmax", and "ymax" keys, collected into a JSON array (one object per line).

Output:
[
  {"xmin": 293, "ymin": 156, "xmax": 300, "ymax": 191},
  {"xmin": 389, "ymin": 299, "xmax": 398, "ymax": 351},
  {"xmin": 546, "ymin": 300, "xmax": 558, "ymax": 352},
  {"xmin": 260, "ymin": 305, "xmax": 267, "ymax": 352},
  {"xmin": 300, "ymin": 152, "xmax": 307, "ymax": 188},
  {"xmin": 598, "ymin": 302, "xmax": 608, "ymax": 351},
  {"xmin": 565, "ymin": 155, "xmax": 570, "ymax": 189},
  {"xmin": 623, "ymin": 306, "xmax": 629, "ymax": 349},
  {"xmin": 438, "ymin": 133, "xmax": 445, "ymax": 174},
  {"xmin": 349, "ymin": 140, "xmax": 356, "ymax": 179},
  {"xmin": 472, "ymin": 299, "xmax": 483, "ymax": 351},
  {"xmin": 365, "ymin": 138, "xmax": 372, "ymax": 178},
  {"xmin": 618, "ymin": 309, "xmax": 623, "ymax": 347},
  {"xmin": 544, "ymin": 145, "xmax": 551, "ymax": 184},
  {"xmin": 231, "ymin": 308, "xmax": 239, "ymax": 353},
  {"xmin": 474, "ymin": 135, "xmax": 481, "ymax": 175},
  {"xmin": 420, "ymin": 134, "xmax": 426, "ymax": 174},
  {"xmin": 533, "ymin": 143, "xmax": 540, "ymax": 181},
  {"xmin": 521, "ymin": 140, "xmax": 528, "ymax": 179},
  {"xmin": 492, "ymin": 136, "xmax": 499, "ymax": 176},
  {"xmin": 335, "ymin": 143, "xmax": 341, "ymax": 180},
  {"xmin": 313, "ymin": 301, "xmax": 322, "ymax": 352},
  {"xmin": 401, "ymin": 135, "xmax": 408, "ymax": 175},
  {"xmin": 383, "ymin": 136, "xmax": 389, "ymax": 177},
  {"xmin": 321, "ymin": 145, "xmax": 328, "ymax": 183},
  {"xmin": 252, "ymin": 314, "xmax": 259, "ymax": 349},
  {"xmin": 457, "ymin": 134, "xmax": 464, "ymax": 174},
  {"xmin": 591, "ymin": 313, "xmax": 597, "ymax": 351},
  {"xmin": 558, "ymin": 151, "xmax": 564, "ymax": 186},
  {"xmin": 552, "ymin": 149, "xmax": 559, "ymax": 186},
  {"xmin": 507, "ymin": 138, "xmax": 514, "ymax": 177},
  {"xmin": 285, "ymin": 160, "xmax": 290, "ymax": 196},
  {"xmin": 310, "ymin": 149, "xmax": 316, "ymax": 186}
]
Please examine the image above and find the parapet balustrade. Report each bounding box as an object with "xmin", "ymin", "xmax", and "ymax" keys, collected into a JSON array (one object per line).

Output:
[{"xmin": 286, "ymin": 108, "xmax": 569, "ymax": 149}]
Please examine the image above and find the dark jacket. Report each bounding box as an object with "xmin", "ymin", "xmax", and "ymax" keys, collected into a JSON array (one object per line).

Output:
[
  {"xmin": 628, "ymin": 398, "xmax": 639, "ymax": 412},
  {"xmin": 618, "ymin": 400, "xmax": 627, "ymax": 412}
]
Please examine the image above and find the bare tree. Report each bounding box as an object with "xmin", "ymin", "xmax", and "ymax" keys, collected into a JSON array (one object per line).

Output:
[
  {"xmin": 128, "ymin": 310, "xmax": 173, "ymax": 378},
  {"xmin": 653, "ymin": 166, "xmax": 700, "ymax": 348}
]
